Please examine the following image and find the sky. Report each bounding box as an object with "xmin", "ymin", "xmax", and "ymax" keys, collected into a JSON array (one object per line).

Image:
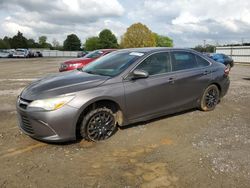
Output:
[{"xmin": 0, "ymin": 0, "xmax": 250, "ymax": 47}]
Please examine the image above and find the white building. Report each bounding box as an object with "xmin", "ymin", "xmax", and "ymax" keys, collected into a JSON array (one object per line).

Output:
[{"xmin": 216, "ymin": 46, "xmax": 250, "ymax": 64}]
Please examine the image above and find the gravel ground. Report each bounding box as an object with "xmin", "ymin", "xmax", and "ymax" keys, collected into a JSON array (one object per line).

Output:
[{"xmin": 0, "ymin": 58, "xmax": 249, "ymax": 188}]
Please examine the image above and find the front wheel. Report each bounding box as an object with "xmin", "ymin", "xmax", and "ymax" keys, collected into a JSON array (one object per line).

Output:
[
  {"xmin": 80, "ymin": 107, "xmax": 118, "ymax": 142},
  {"xmin": 200, "ymin": 84, "xmax": 220, "ymax": 111}
]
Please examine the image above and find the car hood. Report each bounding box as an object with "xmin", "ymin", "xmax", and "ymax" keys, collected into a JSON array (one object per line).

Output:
[
  {"xmin": 64, "ymin": 58, "xmax": 94, "ymax": 65},
  {"xmin": 21, "ymin": 70, "xmax": 109, "ymax": 100}
]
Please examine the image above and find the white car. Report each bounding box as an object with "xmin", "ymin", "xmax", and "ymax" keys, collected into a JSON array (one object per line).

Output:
[
  {"xmin": 13, "ymin": 49, "xmax": 29, "ymax": 58},
  {"xmin": 0, "ymin": 50, "xmax": 11, "ymax": 58}
]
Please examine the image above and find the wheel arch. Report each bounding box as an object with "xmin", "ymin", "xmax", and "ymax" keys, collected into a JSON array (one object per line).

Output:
[{"xmin": 74, "ymin": 98, "xmax": 124, "ymax": 139}]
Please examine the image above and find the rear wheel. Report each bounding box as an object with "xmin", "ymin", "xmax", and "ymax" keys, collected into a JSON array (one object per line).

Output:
[
  {"xmin": 200, "ymin": 84, "xmax": 220, "ymax": 111},
  {"xmin": 80, "ymin": 107, "xmax": 117, "ymax": 142}
]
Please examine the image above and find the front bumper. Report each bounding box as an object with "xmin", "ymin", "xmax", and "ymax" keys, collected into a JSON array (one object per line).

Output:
[{"xmin": 16, "ymin": 98, "xmax": 79, "ymax": 142}]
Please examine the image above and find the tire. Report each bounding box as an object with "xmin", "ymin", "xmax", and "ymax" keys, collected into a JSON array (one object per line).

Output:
[
  {"xmin": 80, "ymin": 107, "xmax": 118, "ymax": 142},
  {"xmin": 200, "ymin": 84, "xmax": 220, "ymax": 111}
]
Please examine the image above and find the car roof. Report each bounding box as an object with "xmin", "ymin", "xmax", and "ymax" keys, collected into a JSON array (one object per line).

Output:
[
  {"xmin": 116, "ymin": 47, "xmax": 196, "ymax": 54},
  {"xmin": 99, "ymin": 49, "xmax": 117, "ymax": 52}
]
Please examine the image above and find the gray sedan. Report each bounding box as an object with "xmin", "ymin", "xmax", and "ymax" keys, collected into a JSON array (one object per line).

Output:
[{"xmin": 16, "ymin": 48, "xmax": 230, "ymax": 142}]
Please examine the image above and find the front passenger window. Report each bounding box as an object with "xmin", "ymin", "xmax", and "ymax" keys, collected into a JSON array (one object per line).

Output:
[{"xmin": 135, "ymin": 52, "xmax": 171, "ymax": 75}]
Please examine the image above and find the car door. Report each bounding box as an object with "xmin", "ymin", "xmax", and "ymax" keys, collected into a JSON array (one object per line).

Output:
[
  {"xmin": 170, "ymin": 51, "xmax": 212, "ymax": 109},
  {"xmin": 123, "ymin": 52, "xmax": 177, "ymax": 121}
]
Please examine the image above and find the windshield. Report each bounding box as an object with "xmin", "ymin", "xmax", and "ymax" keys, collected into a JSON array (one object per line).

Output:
[
  {"xmin": 82, "ymin": 51, "xmax": 144, "ymax": 77},
  {"xmin": 85, "ymin": 50, "xmax": 104, "ymax": 58},
  {"xmin": 16, "ymin": 49, "xmax": 25, "ymax": 52}
]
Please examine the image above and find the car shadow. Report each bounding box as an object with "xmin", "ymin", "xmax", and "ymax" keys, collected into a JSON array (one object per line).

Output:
[
  {"xmin": 119, "ymin": 108, "xmax": 197, "ymax": 130},
  {"xmin": 33, "ymin": 138, "xmax": 81, "ymax": 146}
]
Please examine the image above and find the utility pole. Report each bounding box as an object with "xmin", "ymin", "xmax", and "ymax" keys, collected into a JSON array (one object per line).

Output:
[
  {"xmin": 241, "ymin": 38, "xmax": 244, "ymax": 46},
  {"xmin": 203, "ymin": 39, "xmax": 206, "ymax": 47}
]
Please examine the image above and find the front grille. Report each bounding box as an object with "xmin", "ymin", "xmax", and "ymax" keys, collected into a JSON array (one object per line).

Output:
[{"xmin": 20, "ymin": 115, "xmax": 34, "ymax": 134}]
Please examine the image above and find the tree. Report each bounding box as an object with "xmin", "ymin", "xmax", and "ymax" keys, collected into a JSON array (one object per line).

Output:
[
  {"xmin": 39, "ymin": 36, "xmax": 47, "ymax": 45},
  {"xmin": 52, "ymin": 39, "xmax": 60, "ymax": 48},
  {"xmin": 0, "ymin": 38, "xmax": 10, "ymax": 49},
  {"xmin": 154, "ymin": 33, "xmax": 173, "ymax": 47},
  {"xmin": 98, "ymin": 29, "xmax": 118, "ymax": 49},
  {"xmin": 120, "ymin": 23, "xmax": 156, "ymax": 48},
  {"xmin": 10, "ymin": 31, "xmax": 28, "ymax": 49},
  {"xmin": 84, "ymin": 37, "xmax": 100, "ymax": 51},
  {"xmin": 38, "ymin": 36, "xmax": 47, "ymax": 47},
  {"xmin": 51, "ymin": 39, "xmax": 63, "ymax": 50},
  {"xmin": 194, "ymin": 44, "xmax": 215, "ymax": 53},
  {"xmin": 63, "ymin": 34, "xmax": 81, "ymax": 51},
  {"xmin": 27, "ymin": 38, "xmax": 40, "ymax": 48},
  {"xmin": 3, "ymin": 37, "xmax": 11, "ymax": 49},
  {"xmin": 38, "ymin": 36, "xmax": 53, "ymax": 49}
]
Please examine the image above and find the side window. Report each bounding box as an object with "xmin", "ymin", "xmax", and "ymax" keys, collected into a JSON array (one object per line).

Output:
[
  {"xmin": 196, "ymin": 55, "xmax": 210, "ymax": 67},
  {"xmin": 135, "ymin": 52, "xmax": 171, "ymax": 76},
  {"xmin": 104, "ymin": 51, "xmax": 111, "ymax": 55},
  {"xmin": 171, "ymin": 51, "xmax": 197, "ymax": 71}
]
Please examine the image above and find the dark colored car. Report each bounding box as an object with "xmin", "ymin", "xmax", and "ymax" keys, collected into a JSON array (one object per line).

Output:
[
  {"xmin": 16, "ymin": 48, "xmax": 230, "ymax": 143},
  {"xmin": 77, "ymin": 51, "xmax": 88, "ymax": 58},
  {"xmin": 210, "ymin": 53, "xmax": 234, "ymax": 69},
  {"xmin": 35, "ymin": 51, "xmax": 43, "ymax": 57},
  {"xmin": 59, "ymin": 49, "xmax": 116, "ymax": 72}
]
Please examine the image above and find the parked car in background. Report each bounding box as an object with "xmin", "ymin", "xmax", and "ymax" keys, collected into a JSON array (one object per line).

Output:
[
  {"xmin": 29, "ymin": 50, "xmax": 43, "ymax": 58},
  {"xmin": 0, "ymin": 50, "xmax": 11, "ymax": 58},
  {"xmin": 13, "ymin": 49, "xmax": 29, "ymax": 58},
  {"xmin": 17, "ymin": 48, "xmax": 230, "ymax": 142},
  {"xmin": 34, "ymin": 51, "xmax": 43, "ymax": 57},
  {"xmin": 7, "ymin": 49, "xmax": 16, "ymax": 57},
  {"xmin": 210, "ymin": 53, "xmax": 234, "ymax": 69},
  {"xmin": 77, "ymin": 51, "xmax": 88, "ymax": 58},
  {"xmin": 59, "ymin": 49, "xmax": 116, "ymax": 72}
]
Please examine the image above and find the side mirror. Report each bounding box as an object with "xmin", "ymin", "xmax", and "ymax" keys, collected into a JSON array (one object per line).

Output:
[{"xmin": 131, "ymin": 69, "xmax": 149, "ymax": 80}]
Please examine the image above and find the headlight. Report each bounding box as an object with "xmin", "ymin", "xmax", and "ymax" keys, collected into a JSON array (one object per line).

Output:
[
  {"xmin": 28, "ymin": 95, "xmax": 75, "ymax": 111},
  {"xmin": 69, "ymin": 63, "xmax": 81, "ymax": 67}
]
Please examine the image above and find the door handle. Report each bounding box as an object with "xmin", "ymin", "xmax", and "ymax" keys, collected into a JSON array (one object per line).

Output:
[
  {"xmin": 203, "ymin": 70, "xmax": 211, "ymax": 75},
  {"xmin": 168, "ymin": 77, "xmax": 175, "ymax": 84}
]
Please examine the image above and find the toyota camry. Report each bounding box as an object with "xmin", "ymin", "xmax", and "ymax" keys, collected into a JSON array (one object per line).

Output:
[{"xmin": 16, "ymin": 48, "xmax": 230, "ymax": 142}]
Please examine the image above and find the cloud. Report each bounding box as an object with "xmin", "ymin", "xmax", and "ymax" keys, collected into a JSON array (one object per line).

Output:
[
  {"xmin": 0, "ymin": 0, "xmax": 125, "ymax": 44},
  {"xmin": 127, "ymin": 0, "xmax": 250, "ymax": 46},
  {"xmin": 0, "ymin": 0, "xmax": 250, "ymax": 47}
]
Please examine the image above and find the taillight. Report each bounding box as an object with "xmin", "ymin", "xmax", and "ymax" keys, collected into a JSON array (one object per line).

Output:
[{"xmin": 224, "ymin": 66, "xmax": 230, "ymax": 76}]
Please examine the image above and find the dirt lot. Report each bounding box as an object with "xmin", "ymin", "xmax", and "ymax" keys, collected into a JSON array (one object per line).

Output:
[{"xmin": 0, "ymin": 58, "xmax": 250, "ymax": 188}]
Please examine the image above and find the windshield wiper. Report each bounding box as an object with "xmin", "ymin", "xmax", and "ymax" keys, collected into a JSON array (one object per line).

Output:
[
  {"xmin": 83, "ymin": 70, "xmax": 96, "ymax": 74},
  {"xmin": 83, "ymin": 70, "xmax": 110, "ymax": 77}
]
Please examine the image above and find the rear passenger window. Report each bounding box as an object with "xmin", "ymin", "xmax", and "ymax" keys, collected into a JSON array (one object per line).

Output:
[
  {"xmin": 196, "ymin": 55, "xmax": 210, "ymax": 67},
  {"xmin": 136, "ymin": 52, "xmax": 171, "ymax": 75},
  {"xmin": 171, "ymin": 52, "xmax": 197, "ymax": 71}
]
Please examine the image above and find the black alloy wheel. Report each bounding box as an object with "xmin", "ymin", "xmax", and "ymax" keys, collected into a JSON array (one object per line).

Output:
[
  {"xmin": 200, "ymin": 84, "xmax": 220, "ymax": 111},
  {"xmin": 81, "ymin": 108, "xmax": 117, "ymax": 141}
]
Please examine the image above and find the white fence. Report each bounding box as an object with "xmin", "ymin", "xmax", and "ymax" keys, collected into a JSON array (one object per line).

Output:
[
  {"xmin": 41, "ymin": 50, "xmax": 80, "ymax": 57},
  {"xmin": 216, "ymin": 46, "xmax": 250, "ymax": 63}
]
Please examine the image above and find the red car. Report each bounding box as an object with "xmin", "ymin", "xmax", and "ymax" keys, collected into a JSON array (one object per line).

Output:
[{"xmin": 59, "ymin": 49, "xmax": 116, "ymax": 72}]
